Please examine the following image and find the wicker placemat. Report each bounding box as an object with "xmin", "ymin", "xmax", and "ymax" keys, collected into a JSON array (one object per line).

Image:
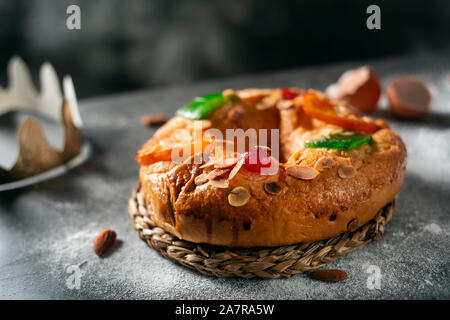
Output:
[{"xmin": 128, "ymin": 184, "xmax": 396, "ymax": 279}]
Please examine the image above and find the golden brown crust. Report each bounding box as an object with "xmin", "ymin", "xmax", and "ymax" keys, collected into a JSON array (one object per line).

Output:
[{"xmin": 138, "ymin": 89, "xmax": 407, "ymax": 248}]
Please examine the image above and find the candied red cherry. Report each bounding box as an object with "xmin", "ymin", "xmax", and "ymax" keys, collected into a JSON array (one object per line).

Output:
[
  {"xmin": 281, "ymin": 88, "xmax": 298, "ymax": 100},
  {"xmin": 242, "ymin": 146, "xmax": 272, "ymax": 173}
]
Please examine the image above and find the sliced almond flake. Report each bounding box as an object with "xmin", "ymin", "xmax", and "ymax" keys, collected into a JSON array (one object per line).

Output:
[
  {"xmin": 210, "ymin": 179, "xmax": 229, "ymax": 189},
  {"xmin": 237, "ymin": 89, "xmax": 271, "ymax": 100},
  {"xmin": 375, "ymin": 118, "xmax": 388, "ymax": 128},
  {"xmin": 314, "ymin": 157, "xmax": 336, "ymax": 170},
  {"xmin": 207, "ymin": 168, "xmax": 231, "ymax": 181},
  {"xmin": 228, "ymin": 157, "xmax": 245, "ymax": 180},
  {"xmin": 194, "ymin": 173, "xmax": 208, "ymax": 185},
  {"xmin": 337, "ymin": 165, "xmax": 356, "ymax": 179},
  {"xmin": 214, "ymin": 157, "xmax": 239, "ymax": 169},
  {"xmin": 200, "ymin": 150, "xmax": 230, "ymax": 168},
  {"xmin": 277, "ymin": 100, "xmax": 294, "ymax": 110},
  {"xmin": 286, "ymin": 165, "xmax": 320, "ymax": 180},
  {"xmin": 286, "ymin": 149, "xmax": 303, "ymax": 164},
  {"xmin": 140, "ymin": 144, "xmax": 172, "ymax": 157},
  {"xmin": 200, "ymin": 159, "xmax": 216, "ymax": 169},
  {"xmin": 187, "ymin": 120, "xmax": 212, "ymax": 132},
  {"xmin": 255, "ymin": 95, "xmax": 278, "ymax": 110},
  {"xmin": 228, "ymin": 186, "xmax": 250, "ymax": 207}
]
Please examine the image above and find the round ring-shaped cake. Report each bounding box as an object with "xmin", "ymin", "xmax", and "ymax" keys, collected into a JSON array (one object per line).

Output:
[{"xmin": 136, "ymin": 88, "xmax": 407, "ymax": 248}]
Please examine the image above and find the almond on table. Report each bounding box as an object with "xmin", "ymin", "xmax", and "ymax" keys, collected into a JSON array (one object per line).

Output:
[
  {"xmin": 310, "ymin": 269, "xmax": 348, "ymax": 282},
  {"xmin": 140, "ymin": 113, "xmax": 168, "ymax": 126},
  {"xmin": 94, "ymin": 229, "xmax": 117, "ymax": 256}
]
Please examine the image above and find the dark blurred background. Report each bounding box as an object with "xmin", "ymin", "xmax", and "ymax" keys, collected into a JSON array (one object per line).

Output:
[{"xmin": 0, "ymin": 0, "xmax": 449, "ymax": 98}]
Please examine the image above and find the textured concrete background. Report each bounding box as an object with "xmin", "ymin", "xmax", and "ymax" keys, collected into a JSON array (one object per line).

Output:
[
  {"xmin": 2, "ymin": 0, "xmax": 450, "ymax": 98},
  {"xmin": 0, "ymin": 52, "xmax": 449, "ymax": 299}
]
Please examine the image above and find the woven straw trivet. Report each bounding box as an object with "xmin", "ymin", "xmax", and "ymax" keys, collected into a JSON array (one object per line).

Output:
[{"xmin": 128, "ymin": 184, "xmax": 396, "ymax": 279}]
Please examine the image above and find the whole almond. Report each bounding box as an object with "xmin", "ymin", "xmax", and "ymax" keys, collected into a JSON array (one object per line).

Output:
[
  {"xmin": 94, "ymin": 229, "xmax": 117, "ymax": 256},
  {"xmin": 310, "ymin": 269, "xmax": 348, "ymax": 282},
  {"xmin": 140, "ymin": 113, "xmax": 167, "ymax": 126}
]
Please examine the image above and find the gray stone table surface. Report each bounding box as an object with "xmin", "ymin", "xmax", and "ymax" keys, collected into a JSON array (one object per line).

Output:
[{"xmin": 0, "ymin": 52, "xmax": 449, "ymax": 299}]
